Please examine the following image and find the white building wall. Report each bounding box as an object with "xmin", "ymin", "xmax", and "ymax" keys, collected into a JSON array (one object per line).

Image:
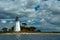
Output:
[{"xmin": 14, "ymin": 21, "xmax": 21, "ymax": 32}]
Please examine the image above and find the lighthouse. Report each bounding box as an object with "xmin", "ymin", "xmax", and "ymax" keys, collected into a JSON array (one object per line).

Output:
[{"xmin": 14, "ymin": 17, "xmax": 21, "ymax": 32}]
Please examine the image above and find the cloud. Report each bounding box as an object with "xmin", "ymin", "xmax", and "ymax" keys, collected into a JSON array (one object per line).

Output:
[
  {"xmin": 0, "ymin": 0, "xmax": 60, "ymax": 32},
  {"xmin": 1, "ymin": 19, "xmax": 6, "ymax": 23},
  {"xmin": 41, "ymin": 0, "xmax": 60, "ymax": 26},
  {"xmin": 9, "ymin": 21, "xmax": 13, "ymax": 23}
]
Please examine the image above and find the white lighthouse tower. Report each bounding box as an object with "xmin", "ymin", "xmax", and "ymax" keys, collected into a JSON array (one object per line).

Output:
[{"xmin": 14, "ymin": 17, "xmax": 21, "ymax": 32}]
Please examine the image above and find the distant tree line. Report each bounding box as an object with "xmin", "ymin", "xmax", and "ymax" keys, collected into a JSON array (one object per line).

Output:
[{"xmin": 1, "ymin": 23, "xmax": 41, "ymax": 33}]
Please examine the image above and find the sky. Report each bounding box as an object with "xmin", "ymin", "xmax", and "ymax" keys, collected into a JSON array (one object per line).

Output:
[{"xmin": 0, "ymin": 0, "xmax": 60, "ymax": 32}]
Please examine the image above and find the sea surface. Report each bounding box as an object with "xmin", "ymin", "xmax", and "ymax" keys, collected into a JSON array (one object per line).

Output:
[{"xmin": 0, "ymin": 34, "xmax": 60, "ymax": 40}]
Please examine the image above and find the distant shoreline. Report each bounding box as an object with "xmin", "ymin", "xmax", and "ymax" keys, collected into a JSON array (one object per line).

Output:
[{"xmin": 0, "ymin": 32, "xmax": 60, "ymax": 35}]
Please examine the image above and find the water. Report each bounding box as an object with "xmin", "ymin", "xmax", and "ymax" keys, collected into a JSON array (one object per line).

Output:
[{"xmin": 0, "ymin": 34, "xmax": 60, "ymax": 40}]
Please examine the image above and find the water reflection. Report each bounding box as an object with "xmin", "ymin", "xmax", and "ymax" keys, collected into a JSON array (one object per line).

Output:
[
  {"xmin": 21, "ymin": 34, "xmax": 32, "ymax": 40},
  {"xmin": 14, "ymin": 34, "xmax": 32, "ymax": 40},
  {"xmin": 0, "ymin": 34, "xmax": 60, "ymax": 40},
  {"xmin": 14, "ymin": 34, "xmax": 21, "ymax": 40}
]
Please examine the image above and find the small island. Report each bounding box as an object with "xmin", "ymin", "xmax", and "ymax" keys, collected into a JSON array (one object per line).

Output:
[{"xmin": 0, "ymin": 22, "xmax": 41, "ymax": 33}]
